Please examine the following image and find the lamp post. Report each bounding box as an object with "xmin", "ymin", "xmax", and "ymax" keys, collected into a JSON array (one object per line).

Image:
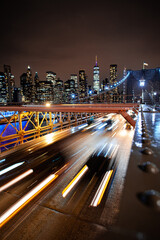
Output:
[{"xmin": 139, "ymin": 78, "xmax": 145, "ymax": 104}]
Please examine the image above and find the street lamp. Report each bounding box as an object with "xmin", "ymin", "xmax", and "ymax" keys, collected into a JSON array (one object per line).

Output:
[{"xmin": 139, "ymin": 78, "xmax": 145, "ymax": 104}]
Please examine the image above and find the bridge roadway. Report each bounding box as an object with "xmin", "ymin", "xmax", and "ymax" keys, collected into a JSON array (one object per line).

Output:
[{"xmin": 0, "ymin": 114, "xmax": 134, "ymax": 239}]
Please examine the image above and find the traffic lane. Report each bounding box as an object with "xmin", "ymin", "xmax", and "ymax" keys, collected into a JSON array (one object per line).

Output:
[
  {"xmin": 0, "ymin": 157, "xmax": 66, "ymax": 213},
  {"xmin": 0, "ymin": 119, "xmax": 99, "ymax": 174},
  {"xmin": 0, "ymin": 129, "xmax": 71, "ymax": 170},
  {"xmin": 0, "ymin": 116, "xmax": 122, "ymax": 215},
  {"xmin": 0, "ymin": 116, "xmax": 127, "ymax": 238},
  {"xmin": 0, "ymin": 125, "xmax": 104, "ymax": 187},
  {"xmin": 1, "ymin": 130, "xmax": 110, "ymax": 237},
  {"xmin": 0, "ymin": 114, "xmax": 124, "ymax": 209},
  {"xmin": 1, "ymin": 137, "xmax": 118, "ymax": 240},
  {"xmin": 75, "ymin": 126, "xmax": 135, "ymax": 228},
  {"xmin": 0, "ymin": 131, "xmax": 107, "ymax": 231},
  {"xmin": 1, "ymin": 139, "xmax": 113, "ymax": 239}
]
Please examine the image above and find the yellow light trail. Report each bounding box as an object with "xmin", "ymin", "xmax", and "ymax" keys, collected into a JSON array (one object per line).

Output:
[
  {"xmin": 0, "ymin": 173, "xmax": 58, "ymax": 228},
  {"xmin": 90, "ymin": 170, "xmax": 113, "ymax": 207},
  {"xmin": 62, "ymin": 165, "xmax": 88, "ymax": 198},
  {"xmin": 0, "ymin": 169, "xmax": 33, "ymax": 192}
]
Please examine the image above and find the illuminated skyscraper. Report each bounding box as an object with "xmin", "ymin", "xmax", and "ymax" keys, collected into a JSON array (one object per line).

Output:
[
  {"xmin": 93, "ymin": 56, "xmax": 100, "ymax": 93},
  {"xmin": 4, "ymin": 65, "xmax": 15, "ymax": 102},
  {"xmin": 0, "ymin": 72, "xmax": 7, "ymax": 103},
  {"xmin": 70, "ymin": 74, "xmax": 78, "ymax": 101},
  {"xmin": 37, "ymin": 81, "xmax": 53, "ymax": 103},
  {"xmin": 70, "ymin": 74, "xmax": 78, "ymax": 88},
  {"xmin": 55, "ymin": 79, "xmax": 63, "ymax": 103},
  {"xmin": 79, "ymin": 70, "xmax": 87, "ymax": 99},
  {"xmin": 34, "ymin": 72, "xmax": 39, "ymax": 102},
  {"xmin": 64, "ymin": 79, "xmax": 75, "ymax": 103},
  {"xmin": 46, "ymin": 71, "xmax": 56, "ymax": 86},
  {"xmin": 110, "ymin": 64, "xmax": 117, "ymax": 93},
  {"xmin": 20, "ymin": 66, "xmax": 33, "ymax": 102}
]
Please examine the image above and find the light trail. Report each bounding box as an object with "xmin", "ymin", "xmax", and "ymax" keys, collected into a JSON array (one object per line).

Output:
[
  {"xmin": 90, "ymin": 170, "xmax": 113, "ymax": 207},
  {"xmin": 62, "ymin": 165, "xmax": 89, "ymax": 198},
  {"xmin": 0, "ymin": 173, "xmax": 58, "ymax": 228},
  {"xmin": 0, "ymin": 162, "xmax": 25, "ymax": 176},
  {"xmin": 0, "ymin": 169, "xmax": 33, "ymax": 192},
  {"xmin": 78, "ymin": 123, "xmax": 88, "ymax": 130},
  {"xmin": 0, "ymin": 159, "xmax": 6, "ymax": 163}
]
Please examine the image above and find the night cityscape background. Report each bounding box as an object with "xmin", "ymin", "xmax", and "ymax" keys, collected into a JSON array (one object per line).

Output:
[{"xmin": 0, "ymin": 0, "xmax": 160, "ymax": 85}]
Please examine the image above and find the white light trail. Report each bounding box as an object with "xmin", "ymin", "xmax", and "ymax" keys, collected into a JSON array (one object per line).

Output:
[
  {"xmin": 98, "ymin": 123, "xmax": 107, "ymax": 130},
  {"xmin": 0, "ymin": 169, "xmax": 33, "ymax": 192},
  {"xmin": 0, "ymin": 162, "xmax": 25, "ymax": 176},
  {"xmin": 90, "ymin": 170, "xmax": 113, "ymax": 207},
  {"xmin": 62, "ymin": 165, "xmax": 89, "ymax": 198},
  {"xmin": 0, "ymin": 173, "xmax": 58, "ymax": 227},
  {"xmin": 78, "ymin": 123, "xmax": 88, "ymax": 130},
  {"xmin": 0, "ymin": 159, "xmax": 6, "ymax": 163}
]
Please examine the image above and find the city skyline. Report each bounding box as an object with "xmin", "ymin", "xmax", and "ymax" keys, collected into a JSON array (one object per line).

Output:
[{"xmin": 0, "ymin": 0, "xmax": 160, "ymax": 86}]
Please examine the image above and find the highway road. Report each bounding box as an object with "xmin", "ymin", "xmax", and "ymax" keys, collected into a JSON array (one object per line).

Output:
[{"xmin": 0, "ymin": 114, "xmax": 134, "ymax": 240}]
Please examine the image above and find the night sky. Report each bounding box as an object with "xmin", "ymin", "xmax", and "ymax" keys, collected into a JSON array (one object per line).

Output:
[{"xmin": 0, "ymin": 0, "xmax": 160, "ymax": 86}]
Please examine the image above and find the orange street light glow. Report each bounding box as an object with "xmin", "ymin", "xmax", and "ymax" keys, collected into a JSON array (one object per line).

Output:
[
  {"xmin": 0, "ymin": 169, "xmax": 33, "ymax": 192},
  {"xmin": 0, "ymin": 173, "xmax": 58, "ymax": 228},
  {"xmin": 62, "ymin": 165, "xmax": 88, "ymax": 198},
  {"xmin": 90, "ymin": 170, "xmax": 113, "ymax": 207}
]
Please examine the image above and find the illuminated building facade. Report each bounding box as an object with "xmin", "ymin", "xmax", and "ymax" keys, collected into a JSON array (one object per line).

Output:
[
  {"xmin": 64, "ymin": 79, "xmax": 75, "ymax": 103},
  {"xmin": 101, "ymin": 78, "xmax": 109, "ymax": 91},
  {"xmin": 20, "ymin": 66, "xmax": 33, "ymax": 102},
  {"xmin": 93, "ymin": 56, "xmax": 100, "ymax": 93},
  {"xmin": 110, "ymin": 64, "xmax": 117, "ymax": 93},
  {"xmin": 0, "ymin": 72, "xmax": 7, "ymax": 103},
  {"xmin": 70, "ymin": 74, "xmax": 78, "ymax": 101},
  {"xmin": 79, "ymin": 70, "xmax": 87, "ymax": 99},
  {"xmin": 13, "ymin": 87, "xmax": 23, "ymax": 103},
  {"xmin": 55, "ymin": 79, "xmax": 63, "ymax": 103},
  {"xmin": 46, "ymin": 71, "xmax": 56, "ymax": 86},
  {"xmin": 4, "ymin": 65, "xmax": 15, "ymax": 102},
  {"xmin": 34, "ymin": 72, "xmax": 39, "ymax": 102},
  {"xmin": 37, "ymin": 81, "xmax": 53, "ymax": 103},
  {"xmin": 70, "ymin": 74, "xmax": 78, "ymax": 88}
]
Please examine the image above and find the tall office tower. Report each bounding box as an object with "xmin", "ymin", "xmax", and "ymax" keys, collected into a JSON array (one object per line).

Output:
[
  {"xmin": 34, "ymin": 72, "xmax": 39, "ymax": 102},
  {"xmin": 4, "ymin": 65, "xmax": 15, "ymax": 102},
  {"xmin": 37, "ymin": 81, "xmax": 53, "ymax": 103},
  {"xmin": 70, "ymin": 74, "xmax": 78, "ymax": 101},
  {"xmin": 101, "ymin": 78, "xmax": 109, "ymax": 91},
  {"xmin": 70, "ymin": 74, "xmax": 78, "ymax": 88},
  {"xmin": 0, "ymin": 72, "xmax": 7, "ymax": 103},
  {"xmin": 46, "ymin": 71, "xmax": 56, "ymax": 86},
  {"xmin": 93, "ymin": 56, "xmax": 100, "ymax": 93},
  {"xmin": 55, "ymin": 79, "xmax": 63, "ymax": 103},
  {"xmin": 110, "ymin": 64, "xmax": 118, "ymax": 94},
  {"xmin": 79, "ymin": 70, "xmax": 87, "ymax": 99},
  {"xmin": 13, "ymin": 88, "xmax": 23, "ymax": 103},
  {"xmin": 20, "ymin": 66, "xmax": 33, "ymax": 102},
  {"xmin": 34, "ymin": 72, "xmax": 39, "ymax": 86},
  {"xmin": 64, "ymin": 79, "xmax": 75, "ymax": 103}
]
